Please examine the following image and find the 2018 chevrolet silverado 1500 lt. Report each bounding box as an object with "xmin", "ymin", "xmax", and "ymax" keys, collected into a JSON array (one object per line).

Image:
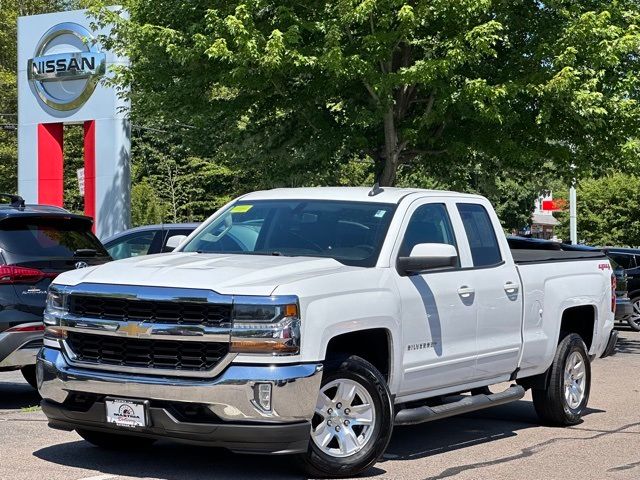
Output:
[{"xmin": 37, "ymin": 187, "xmax": 616, "ymax": 478}]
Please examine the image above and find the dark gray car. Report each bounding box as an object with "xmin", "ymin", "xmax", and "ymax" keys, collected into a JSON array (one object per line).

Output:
[
  {"xmin": 102, "ymin": 223, "xmax": 200, "ymax": 260},
  {"xmin": 0, "ymin": 195, "xmax": 111, "ymax": 387}
]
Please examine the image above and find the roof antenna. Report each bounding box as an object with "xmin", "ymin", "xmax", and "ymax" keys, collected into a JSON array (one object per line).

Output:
[
  {"xmin": 0, "ymin": 193, "xmax": 25, "ymax": 209},
  {"xmin": 368, "ymin": 182, "xmax": 384, "ymax": 197}
]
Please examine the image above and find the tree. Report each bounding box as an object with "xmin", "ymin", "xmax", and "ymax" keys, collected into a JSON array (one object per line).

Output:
[
  {"xmin": 88, "ymin": 0, "xmax": 640, "ymax": 190},
  {"xmin": 555, "ymin": 173, "xmax": 640, "ymax": 247}
]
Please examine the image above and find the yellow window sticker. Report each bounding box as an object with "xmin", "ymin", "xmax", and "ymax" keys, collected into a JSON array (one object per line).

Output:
[{"xmin": 231, "ymin": 204, "xmax": 253, "ymax": 213}]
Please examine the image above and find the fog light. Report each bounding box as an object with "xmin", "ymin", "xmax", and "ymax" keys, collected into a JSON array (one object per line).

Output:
[{"xmin": 254, "ymin": 383, "xmax": 272, "ymax": 411}]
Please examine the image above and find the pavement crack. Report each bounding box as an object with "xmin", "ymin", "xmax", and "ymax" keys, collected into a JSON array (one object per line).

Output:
[
  {"xmin": 608, "ymin": 460, "xmax": 640, "ymax": 472},
  {"xmin": 422, "ymin": 421, "xmax": 640, "ymax": 480}
]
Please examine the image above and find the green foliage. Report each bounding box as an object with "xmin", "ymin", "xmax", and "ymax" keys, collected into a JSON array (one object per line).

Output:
[
  {"xmin": 131, "ymin": 181, "xmax": 166, "ymax": 226},
  {"xmin": 556, "ymin": 174, "xmax": 640, "ymax": 247},
  {"xmin": 87, "ymin": 0, "xmax": 640, "ymax": 193}
]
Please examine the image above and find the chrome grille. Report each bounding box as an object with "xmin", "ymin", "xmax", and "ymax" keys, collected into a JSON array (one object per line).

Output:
[
  {"xmin": 68, "ymin": 295, "xmax": 231, "ymax": 327},
  {"xmin": 66, "ymin": 332, "xmax": 229, "ymax": 371}
]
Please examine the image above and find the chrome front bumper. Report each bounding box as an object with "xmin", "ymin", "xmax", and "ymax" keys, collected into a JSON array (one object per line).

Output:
[{"xmin": 38, "ymin": 347, "xmax": 323, "ymax": 424}]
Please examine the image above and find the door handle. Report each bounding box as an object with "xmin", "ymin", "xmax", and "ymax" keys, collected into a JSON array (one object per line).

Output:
[
  {"xmin": 504, "ymin": 282, "xmax": 519, "ymax": 294},
  {"xmin": 457, "ymin": 286, "xmax": 475, "ymax": 298}
]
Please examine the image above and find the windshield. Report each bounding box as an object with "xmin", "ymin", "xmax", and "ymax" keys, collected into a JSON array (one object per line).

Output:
[{"xmin": 182, "ymin": 200, "xmax": 396, "ymax": 267}]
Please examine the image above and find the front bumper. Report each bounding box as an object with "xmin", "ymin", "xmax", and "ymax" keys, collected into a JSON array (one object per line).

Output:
[
  {"xmin": 0, "ymin": 326, "xmax": 43, "ymax": 370},
  {"xmin": 37, "ymin": 347, "xmax": 322, "ymax": 454}
]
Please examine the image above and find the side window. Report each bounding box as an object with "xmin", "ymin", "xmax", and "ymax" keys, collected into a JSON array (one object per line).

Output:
[
  {"xmin": 457, "ymin": 203, "xmax": 502, "ymax": 267},
  {"xmin": 608, "ymin": 253, "xmax": 634, "ymax": 270},
  {"xmin": 399, "ymin": 203, "xmax": 457, "ymax": 261},
  {"xmin": 106, "ymin": 231, "xmax": 156, "ymax": 260}
]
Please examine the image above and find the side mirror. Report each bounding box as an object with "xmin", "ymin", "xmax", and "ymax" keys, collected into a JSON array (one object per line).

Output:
[
  {"xmin": 164, "ymin": 234, "xmax": 188, "ymax": 252},
  {"xmin": 397, "ymin": 243, "xmax": 458, "ymax": 276}
]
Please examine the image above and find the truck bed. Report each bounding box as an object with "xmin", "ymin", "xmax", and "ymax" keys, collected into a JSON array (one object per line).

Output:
[{"xmin": 511, "ymin": 249, "xmax": 607, "ymax": 265}]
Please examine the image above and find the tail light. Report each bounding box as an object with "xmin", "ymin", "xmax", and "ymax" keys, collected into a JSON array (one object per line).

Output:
[
  {"xmin": 611, "ymin": 273, "xmax": 616, "ymax": 313},
  {"xmin": 0, "ymin": 266, "xmax": 58, "ymax": 285}
]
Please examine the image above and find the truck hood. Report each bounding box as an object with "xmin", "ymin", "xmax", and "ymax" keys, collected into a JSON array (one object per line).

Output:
[{"xmin": 53, "ymin": 252, "xmax": 356, "ymax": 296}]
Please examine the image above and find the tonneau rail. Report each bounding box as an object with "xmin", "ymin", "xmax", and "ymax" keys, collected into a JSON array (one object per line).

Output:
[{"xmin": 511, "ymin": 249, "xmax": 607, "ymax": 265}]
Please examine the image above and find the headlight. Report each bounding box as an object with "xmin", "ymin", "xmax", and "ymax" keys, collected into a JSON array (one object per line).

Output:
[
  {"xmin": 230, "ymin": 297, "xmax": 300, "ymax": 355},
  {"xmin": 44, "ymin": 287, "xmax": 68, "ymax": 347},
  {"xmin": 46, "ymin": 287, "xmax": 67, "ymax": 313}
]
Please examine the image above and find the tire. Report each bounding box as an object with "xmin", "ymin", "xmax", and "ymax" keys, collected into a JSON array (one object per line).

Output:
[
  {"xmin": 20, "ymin": 365, "xmax": 38, "ymax": 390},
  {"xmin": 298, "ymin": 355, "xmax": 393, "ymax": 478},
  {"xmin": 627, "ymin": 297, "xmax": 640, "ymax": 331},
  {"xmin": 77, "ymin": 429, "xmax": 156, "ymax": 450},
  {"xmin": 532, "ymin": 333, "xmax": 591, "ymax": 426}
]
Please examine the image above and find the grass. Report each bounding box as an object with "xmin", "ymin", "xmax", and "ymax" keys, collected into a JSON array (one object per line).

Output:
[{"xmin": 20, "ymin": 405, "xmax": 41, "ymax": 413}]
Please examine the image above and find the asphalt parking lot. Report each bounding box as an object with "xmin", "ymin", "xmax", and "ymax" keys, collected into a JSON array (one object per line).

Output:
[{"xmin": 1, "ymin": 330, "xmax": 638, "ymax": 480}]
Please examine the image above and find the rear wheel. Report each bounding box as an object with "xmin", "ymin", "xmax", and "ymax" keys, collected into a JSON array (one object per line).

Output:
[
  {"xmin": 77, "ymin": 429, "xmax": 156, "ymax": 450},
  {"xmin": 299, "ymin": 355, "xmax": 393, "ymax": 478},
  {"xmin": 627, "ymin": 297, "xmax": 640, "ymax": 331},
  {"xmin": 532, "ymin": 333, "xmax": 591, "ymax": 426},
  {"xmin": 20, "ymin": 365, "xmax": 38, "ymax": 390}
]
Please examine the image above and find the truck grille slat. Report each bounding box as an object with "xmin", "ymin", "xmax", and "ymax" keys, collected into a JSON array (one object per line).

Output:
[
  {"xmin": 68, "ymin": 295, "xmax": 231, "ymax": 327},
  {"xmin": 67, "ymin": 332, "xmax": 229, "ymax": 371}
]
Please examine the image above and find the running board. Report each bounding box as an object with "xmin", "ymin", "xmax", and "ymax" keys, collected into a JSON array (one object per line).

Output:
[{"xmin": 394, "ymin": 385, "xmax": 525, "ymax": 426}]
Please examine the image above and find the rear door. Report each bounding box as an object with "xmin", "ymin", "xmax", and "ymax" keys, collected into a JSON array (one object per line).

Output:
[
  {"xmin": 454, "ymin": 202, "xmax": 523, "ymax": 380},
  {"xmin": 0, "ymin": 216, "xmax": 110, "ymax": 313}
]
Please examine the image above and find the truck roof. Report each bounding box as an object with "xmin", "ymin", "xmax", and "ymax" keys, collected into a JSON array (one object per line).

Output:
[{"xmin": 240, "ymin": 187, "xmax": 484, "ymax": 204}]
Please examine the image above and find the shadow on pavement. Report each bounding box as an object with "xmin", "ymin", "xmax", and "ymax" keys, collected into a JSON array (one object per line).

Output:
[
  {"xmin": 615, "ymin": 333, "xmax": 640, "ymax": 355},
  {"xmin": 34, "ymin": 440, "xmax": 386, "ymax": 479},
  {"xmin": 0, "ymin": 380, "xmax": 40, "ymax": 410},
  {"xmin": 383, "ymin": 399, "xmax": 604, "ymax": 462},
  {"xmin": 33, "ymin": 399, "xmax": 605, "ymax": 479}
]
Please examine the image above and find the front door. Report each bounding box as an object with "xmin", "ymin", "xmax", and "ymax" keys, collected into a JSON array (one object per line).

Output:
[{"xmin": 395, "ymin": 200, "xmax": 478, "ymax": 396}]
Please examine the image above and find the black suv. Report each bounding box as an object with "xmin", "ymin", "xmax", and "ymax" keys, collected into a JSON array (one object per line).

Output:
[
  {"xmin": 0, "ymin": 194, "xmax": 111, "ymax": 388},
  {"xmin": 602, "ymin": 248, "xmax": 640, "ymax": 331}
]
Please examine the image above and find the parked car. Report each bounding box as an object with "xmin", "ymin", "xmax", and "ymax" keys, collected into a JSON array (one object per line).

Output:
[
  {"xmin": 0, "ymin": 194, "xmax": 110, "ymax": 388},
  {"xmin": 508, "ymin": 236, "xmax": 630, "ymax": 337},
  {"xmin": 40, "ymin": 188, "xmax": 615, "ymax": 478},
  {"xmin": 599, "ymin": 248, "xmax": 640, "ymax": 331},
  {"xmin": 102, "ymin": 223, "xmax": 200, "ymax": 260}
]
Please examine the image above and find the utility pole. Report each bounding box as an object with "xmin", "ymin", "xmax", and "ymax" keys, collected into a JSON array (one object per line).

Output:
[{"xmin": 569, "ymin": 181, "xmax": 577, "ymax": 244}]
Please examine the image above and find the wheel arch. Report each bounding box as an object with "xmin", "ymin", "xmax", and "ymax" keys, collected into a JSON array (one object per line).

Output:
[{"xmin": 323, "ymin": 328, "xmax": 395, "ymax": 386}]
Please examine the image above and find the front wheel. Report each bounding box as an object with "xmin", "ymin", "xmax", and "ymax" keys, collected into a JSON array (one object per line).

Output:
[
  {"xmin": 299, "ymin": 355, "xmax": 393, "ymax": 478},
  {"xmin": 532, "ymin": 333, "xmax": 591, "ymax": 426}
]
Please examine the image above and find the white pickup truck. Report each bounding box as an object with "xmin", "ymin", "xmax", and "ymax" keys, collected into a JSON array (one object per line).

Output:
[{"xmin": 38, "ymin": 187, "xmax": 617, "ymax": 477}]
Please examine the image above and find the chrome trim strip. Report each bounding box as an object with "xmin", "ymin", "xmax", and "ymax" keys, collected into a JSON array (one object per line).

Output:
[{"xmin": 52, "ymin": 313, "xmax": 231, "ymax": 343}]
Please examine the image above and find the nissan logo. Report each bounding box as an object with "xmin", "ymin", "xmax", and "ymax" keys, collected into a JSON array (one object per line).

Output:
[
  {"xmin": 74, "ymin": 261, "xmax": 89, "ymax": 269},
  {"xmin": 27, "ymin": 22, "xmax": 106, "ymax": 111}
]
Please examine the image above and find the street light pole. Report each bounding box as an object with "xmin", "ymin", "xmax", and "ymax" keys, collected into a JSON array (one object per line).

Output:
[{"xmin": 569, "ymin": 183, "xmax": 577, "ymax": 244}]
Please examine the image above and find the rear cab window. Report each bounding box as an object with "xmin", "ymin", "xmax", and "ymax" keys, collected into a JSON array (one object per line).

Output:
[{"xmin": 456, "ymin": 203, "xmax": 503, "ymax": 267}]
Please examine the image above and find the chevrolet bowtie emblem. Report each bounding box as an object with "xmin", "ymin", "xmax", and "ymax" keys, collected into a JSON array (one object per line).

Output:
[{"xmin": 117, "ymin": 322, "xmax": 151, "ymax": 337}]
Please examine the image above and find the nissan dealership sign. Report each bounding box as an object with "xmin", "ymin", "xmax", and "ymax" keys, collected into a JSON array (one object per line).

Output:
[
  {"xmin": 17, "ymin": 8, "xmax": 130, "ymax": 240},
  {"xmin": 27, "ymin": 22, "xmax": 106, "ymax": 111}
]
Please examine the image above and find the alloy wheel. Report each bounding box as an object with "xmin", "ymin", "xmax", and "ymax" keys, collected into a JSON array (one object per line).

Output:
[
  {"xmin": 311, "ymin": 378, "xmax": 376, "ymax": 458},
  {"xmin": 564, "ymin": 351, "xmax": 587, "ymax": 409}
]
